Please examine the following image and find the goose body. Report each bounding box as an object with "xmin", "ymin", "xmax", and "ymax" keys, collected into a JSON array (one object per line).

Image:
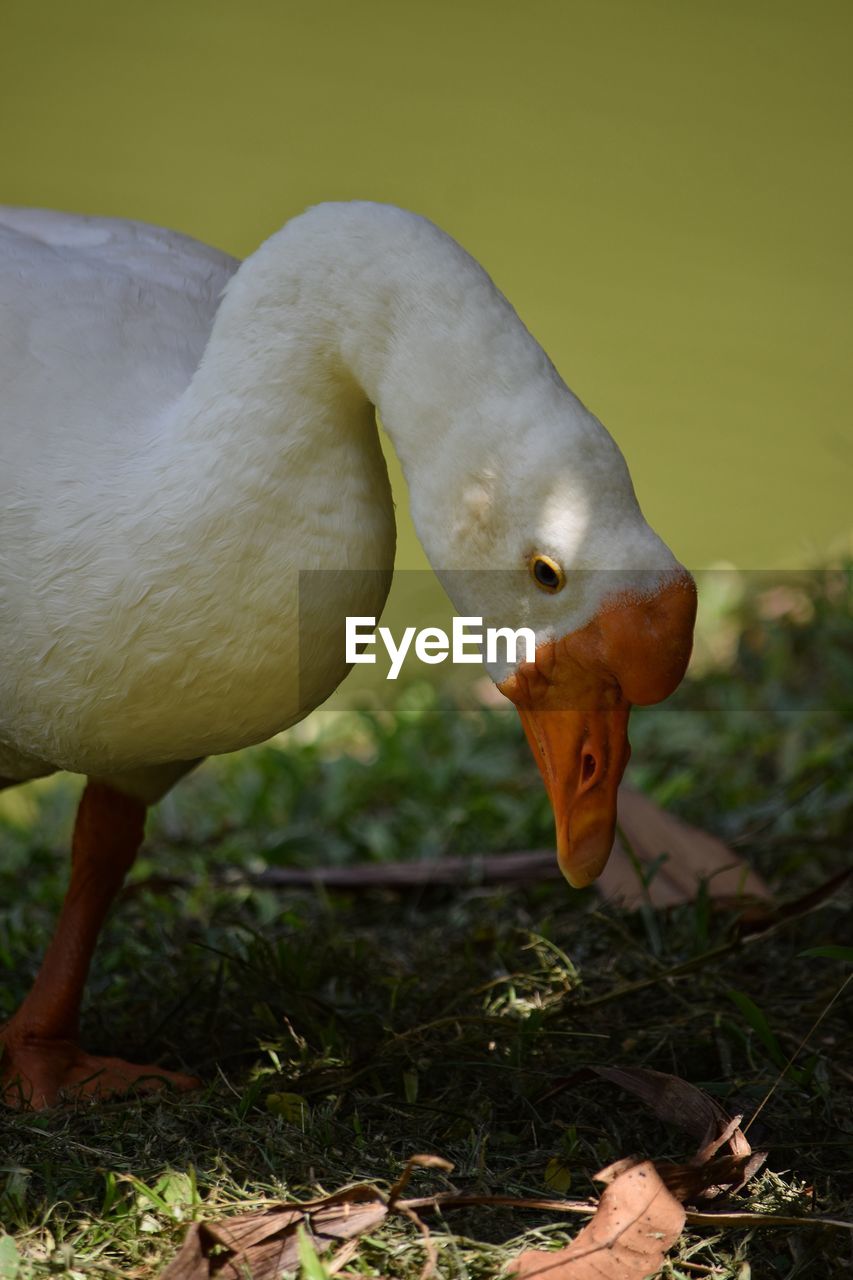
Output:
[
  {"xmin": 0, "ymin": 206, "xmax": 397, "ymax": 791},
  {"xmin": 0, "ymin": 202, "xmax": 696, "ymax": 1105}
]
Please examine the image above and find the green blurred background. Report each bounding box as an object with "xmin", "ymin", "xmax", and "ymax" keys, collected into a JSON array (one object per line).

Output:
[{"xmin": 3, "ymin": 0, "xmax": 851, "ymax": 571}]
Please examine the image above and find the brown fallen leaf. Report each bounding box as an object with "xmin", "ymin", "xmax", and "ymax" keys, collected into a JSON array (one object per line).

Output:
[
  {"xmin": 159, "ymin": 1184, "xmax": 388, "ymax": 1280},
  {"xmin": 159, "ymin": 1155, "xmax": 451, "ymax": 1280},
  {"xmin": 509, "ymin": 1159, "xmax": 685, "ymax": 1280},
  {"xmin": 655, "ymin": 1152, "xmax": 767, "ymax": 1202},
  {"xmin": 587, "ymin": 1067, "xmax": 767, "ymax": 1200},
  {"xmin": 589, "ymin": 1065, "xmax": 740, "ymax": 1151},
  {"xmin": 693, "ymin": 1111, "xmax": 749, "ymax": 1163},
  {"xmin": 601, "ymin": 788, "xmax": 770, "ymax": 909}
]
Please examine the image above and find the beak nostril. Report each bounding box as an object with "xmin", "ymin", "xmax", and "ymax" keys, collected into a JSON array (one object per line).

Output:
[{"xmin": 581, "ymin": 751, "xmax": 597, "ymax": 786}]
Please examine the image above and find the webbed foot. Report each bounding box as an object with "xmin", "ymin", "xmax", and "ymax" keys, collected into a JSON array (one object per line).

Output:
[{"xmin": 0, "ymin": 1026, "xmax": 198, "ymax": 1109}]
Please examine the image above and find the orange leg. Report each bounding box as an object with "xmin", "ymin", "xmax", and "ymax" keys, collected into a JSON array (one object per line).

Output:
[{"xmin": 0, "ymin": 781, "xmax": 198, "ymax": 1109}]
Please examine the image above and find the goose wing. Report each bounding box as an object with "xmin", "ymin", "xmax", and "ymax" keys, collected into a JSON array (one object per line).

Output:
[{"xmin": 0, "ymin": 207, "xmax": 239, "ymax": 459}]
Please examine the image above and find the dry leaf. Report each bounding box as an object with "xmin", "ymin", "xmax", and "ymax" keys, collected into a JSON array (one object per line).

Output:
[
  {"xmin": 158, "ymin": 1185, "xmax": 387, "ymax": 1280},
  {"xmin": 590, "ymin": 1065, "xmax": 743, "ymax": 1153},
  {"xmin": 159, "ymin": 1156, "xmax": 451, "ymax": 1280},
  {"xmin": 588, "ymin": 1066, "xmax": 766, "ymax": 1201},
  {"xmin": 509, "ymin": 1159, "xmax": 685, "ymax": 1279},
  {"xmin": 590, "ymin": 1065, "xmax": 731, "ymax": 1144},
  {"xmin": 656, "ymin": 1152, "xmax": 767, "ymax": 1202},
  {"xmin": 694, "ymin": 1112, "xmax": 750, "ymax": 1163},
  {"xmin": 600, "ymin": 788, "xmax": 770, "ymax": 909}
]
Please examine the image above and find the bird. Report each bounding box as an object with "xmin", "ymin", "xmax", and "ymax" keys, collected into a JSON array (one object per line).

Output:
[{"xmin": 0, "ymin": 201, "xmax": 697, "ymax": 1107}]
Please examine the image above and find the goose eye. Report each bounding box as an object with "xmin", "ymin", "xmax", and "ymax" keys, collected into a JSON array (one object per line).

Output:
[{"xmin": 530, "ymin": 554, "xmax": 565, "ymax": 593}]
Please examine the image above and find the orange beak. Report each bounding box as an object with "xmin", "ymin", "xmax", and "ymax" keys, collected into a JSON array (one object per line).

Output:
[{"xmin": 498, "ymin": 571, "xmax": 697, "ymax": 886}]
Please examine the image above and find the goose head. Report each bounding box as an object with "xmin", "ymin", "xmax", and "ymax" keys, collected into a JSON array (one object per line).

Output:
[{"xmin": 416, "ymin": 381, "xmax": 697, "ymax": 889}]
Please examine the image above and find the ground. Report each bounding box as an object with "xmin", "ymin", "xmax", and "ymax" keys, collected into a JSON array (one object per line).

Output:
[{"xmin": 0, "ymin": 569, "xmax": 851, "ymax": 1279}]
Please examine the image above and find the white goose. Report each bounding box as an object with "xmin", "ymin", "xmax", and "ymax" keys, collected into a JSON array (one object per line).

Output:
[{"xmin": 0, "ymin": 202, "xmax": 696, "ymax": 1106}]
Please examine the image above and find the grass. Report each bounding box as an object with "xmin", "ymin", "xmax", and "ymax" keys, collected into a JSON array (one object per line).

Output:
[{"xmin": 0, "ymin": 568, "xmax": 851, "ymax": 1279}]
